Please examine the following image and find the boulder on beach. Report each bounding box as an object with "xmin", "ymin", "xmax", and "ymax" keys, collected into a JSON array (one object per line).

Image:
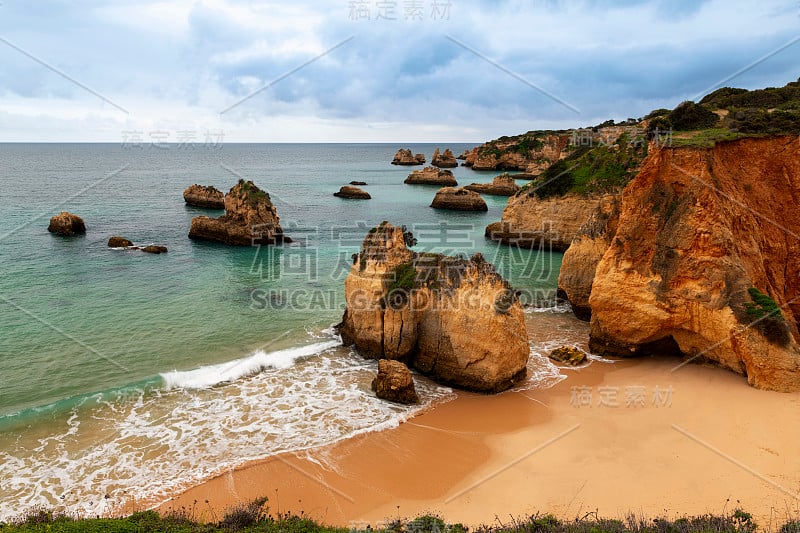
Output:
[
  {"xmin": 391, "ymin": 149, "xmax": 426, "ymax": 166},
  {"xmin": 183, "ymin": 184, "xmax": 225, "ymax": 209},
  {"xmin": 189, "ymin": 179, "xmax": 290, "ymax": 246},
  {"xmin": 464, "ymin": 173, "xmax": 521, "ymax": 196},
  {"xmin": 339, "ymin": 222, "xmax": 529, "ymax": 392},
  {"xmin": 371, "ymin": 359, "xmax": 419, "ymax": 404},
  {"xmin": 108, "ymin": 236, "xmax": 134, "ymax": 248},
  {"xmin": 334, "ymin": 186, "xmax": 371, "ymax": 200},
  {"xmin": 47, "ymin": 212, "xmax": 86, "ymax": 236},
  {"xmin": 431, "ymin": 148, "xmax": 458, "ymax": 168},
  {"xmin": 404, "ymin": 166, "xmax": 457, "ymax": 186},
  {"xmin": 431, "ymin": 187, "xmax": 488, "ymax": 211}
]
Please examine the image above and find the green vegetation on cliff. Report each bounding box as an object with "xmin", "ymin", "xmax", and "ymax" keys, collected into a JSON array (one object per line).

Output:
[{"xmin": 2, "ymin": 502, "xmax": 791, "ymax": 533}]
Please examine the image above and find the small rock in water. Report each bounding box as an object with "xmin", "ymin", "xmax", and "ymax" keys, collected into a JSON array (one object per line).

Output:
[
  {"xmin": 371, "ymin": 359, "xmax": 419, "ymax": 405},
  {"xmin": 141, "ymin": 245, "xmax": 168, "ymax": 254},
  {"xmin": 549, "ymin": 346, "xmax": 587, "ymax": 366},
  {"xmin": 108, "ymin": 236, "xmax": 133, "ymax": 247}
]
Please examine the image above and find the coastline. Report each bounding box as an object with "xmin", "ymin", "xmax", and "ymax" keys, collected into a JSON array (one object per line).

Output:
[{"xmin": 156, "ymin": 352, "xmax": 800, "ymax": 528}]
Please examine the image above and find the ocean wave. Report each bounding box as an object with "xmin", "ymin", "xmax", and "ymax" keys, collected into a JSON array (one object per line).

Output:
[{"xmin": 160, "ymin": 340, "xmax": 341, "ymax": 390}]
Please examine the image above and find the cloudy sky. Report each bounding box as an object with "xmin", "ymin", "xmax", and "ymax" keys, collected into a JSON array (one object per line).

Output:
[{"xmin": 0, "ymin": 0, "xmax": 798, "ymax": 142}]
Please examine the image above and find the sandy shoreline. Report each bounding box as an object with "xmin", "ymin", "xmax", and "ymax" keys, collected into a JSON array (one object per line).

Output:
[{"xmin": 156, "ymin": 352, "xmax": 800, "ymax": 528}]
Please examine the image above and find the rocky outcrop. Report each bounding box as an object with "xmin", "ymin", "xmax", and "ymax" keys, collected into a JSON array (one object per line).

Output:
[
  {"xmin": 334, "ymin": 186, "xmax": 371, "ymax": 199},
  {"xmin": 47, "ymin": 212, "xmax": 86, "ymax": 236},
  {"xmin": 339, "ymin": 222, "xmax": 529, "ymax": 392},
  {"xmin": 392, "ymin": 149, "xmax": 426, "ymax": 166},
  {"xmin": 457, "ymin": 149, "xmax": 471, "ymax": 160},
  {"xmin": 472, "ymin": 133, "xmax": 571, "ymax": 171},
  {"xmin": 485, "ymin": 193, "xmax": 606, "ymax": 251},
  {"xmin": 371, "ymin": 359, "xmax": 419, "ymax": 404},
  {"xmin": 431, "ymin": 187, "xmax": 488, "ymax": 211},
  {"xmin": 183, "ymin": 184, "xmax": 224, "ymax": 209},
  {"xmin": 404, "ymin": 167, "xmax": 457, "ymax": 186},
  {"xmin": 557, "ymin": 196, "xmax": 620, "ymax": 320},
  {"xmin": 464, "ymin": 173, "xmax": 521, "ymax": 196},
  {"xmin": 463, "ymin": 147, "xmax": 478, "ymax": 167},
  {"xmin": 568, "ymin": 137, "xmax": 800, "ymax": 392},
  {"xmin": 108, "ymin": 236, "xmax": 134, "ymax": 247},
  {"xmin": 549, "ymin": 346, "xmax": 587, "ymax": 366},
  {"xmin": 189, "ymin": 180, "xmax": 290, "ymax": 246},
  {"xmin": 431, "ymin": 148, "xmax": 458, "ymax": 168}
]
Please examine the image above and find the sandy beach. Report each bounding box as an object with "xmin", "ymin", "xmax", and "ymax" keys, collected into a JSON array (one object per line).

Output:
[{"xmin": 158, "ymin": 350, "xmax": 800, "ymax": 528}]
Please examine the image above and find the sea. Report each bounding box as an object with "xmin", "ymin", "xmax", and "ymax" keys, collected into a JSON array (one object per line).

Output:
[{"xmin": 0, "ymin": 143, "xmax": 587, "ymax": 519}]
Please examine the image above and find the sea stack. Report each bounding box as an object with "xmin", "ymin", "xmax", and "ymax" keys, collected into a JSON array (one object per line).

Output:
[
  {"xmin": 431, "ymin": 148, "xmax": 458, "ymax": 168},
  {"xmin": 183, "ymin": 184, "xmax": 225, "ymax": 209},
  {"xmin": 404, "ymin": 166, "xmax": 457, "ymax": 186},
  {"xmin": 430, "ymin": 187, "xmax": 488, "ymax": 211},
  {"xmin": 47, "ymin": 212, "xmax": 86, "ymax": 236},
  {"xmin": 189, "ymin": 180, "xmax": 290, "ymax": 245},
  {"xmin": 339, "ymin": 222, "xmax": 529, "ymax": 392},
  {"xmin": 391, "ymin": 149, "xmax": 426, "ymax": 166}
]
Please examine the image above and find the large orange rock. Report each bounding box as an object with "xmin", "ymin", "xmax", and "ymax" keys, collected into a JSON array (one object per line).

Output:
[
  {"xmin": 581, "ymin": 137, "xmax": 800, "ymax": 392},
  {"xmin": 404, "ymin": 166, "xmax": 457, "ymax": 186},
  {"xmin": 371, "ymin": 359, "xmax": 419, "ymax": 404},
  {"xmin": 431, "ymin": 148, "xmax": 458, "ymax": 168},
  {"xmin": 189, "ymin": 180, "xmax": 290, "ymax": 245},
  {"xmin": 339, "ymin": 222, "xmax": 529, "ymax": 392},
  {"xmin": 183, "ymin": 184, "xmax": 224, "ymax": 209},
  {"xmin": 464, "ymin": 173, "xmax": 521, "ymax": 196},
  {"xmin": 430, "ymin": 187, "xmax": 488, "ymax": 211},
  {"xmin": 391, "ymin": 149, "xmax": 425, "ymax": 166}
]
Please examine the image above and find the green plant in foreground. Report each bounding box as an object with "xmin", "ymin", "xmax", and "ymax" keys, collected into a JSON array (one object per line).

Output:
[{"xmin": 744, "ymin": 288, "xmax": 782, "ymax": 321}]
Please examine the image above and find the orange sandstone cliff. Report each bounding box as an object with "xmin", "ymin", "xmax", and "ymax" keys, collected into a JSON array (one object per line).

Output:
[{"xmin": 559, "ymin": 137, "xmax": 800, "ymax": 392}]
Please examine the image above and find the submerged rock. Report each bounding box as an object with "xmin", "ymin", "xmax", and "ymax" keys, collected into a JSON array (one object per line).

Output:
[
  {"xmin": 108, "ymin": 236, "xmax": 134, "ymax": 248},
  {"xmin": 464, "ymin": 173, "xmax": 521, "ymax": 196},
  {"xmin": 141, "ymin": 245, "xmax": 168, "ymax": 254},
  {"xmin": 339, "ymin": 222, "xmax": 529, "ymax": 392},
  {"xmin": 431, "ymin": 187, "xmax": 488, "ymax": 211},
  {"xmin": 404, "ymin": 166, "xmax": 457, "ymax": 186},
  {"xmin": 183, "ymin": 184, "xmax": 224, "ymax": 209},
  {"xmin": 371, "ymin": 359, "xmax": 419, "ymax": 404},
  {"xmin": 431, "ymin": 148, "xmax": 458, "ymax": 168},
  {"xmin": 334, "ymin": 186, "xmax": 371, "ymax": 200},
  {"xmin": 391, "ymin": 149, "xmax": 426, "ymax": 166},
  {"xmin": 189, "ymin": 180, "xmax": 290, "ymax": 246},
  {"xmin": 47, "ymin": 212, "xmax": 86, "ymax": 236}
]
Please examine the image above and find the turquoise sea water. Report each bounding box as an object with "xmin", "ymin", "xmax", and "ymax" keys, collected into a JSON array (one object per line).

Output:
[{"xmin": 0, "ymin": 144, "xmax": 573, "ymax": 517}]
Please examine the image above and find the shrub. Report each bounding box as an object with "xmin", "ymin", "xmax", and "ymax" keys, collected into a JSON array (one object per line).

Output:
[
  {"xmin": 667, "ymin": 101, "xmax": 719, "ymax": 131},
  {"xmin": 743, "ymin": 287, "xmax": 790, "ymax": 346},
  {"xmin": 220, "ymin": 496, "xmax": 269, "ymax": 531}
]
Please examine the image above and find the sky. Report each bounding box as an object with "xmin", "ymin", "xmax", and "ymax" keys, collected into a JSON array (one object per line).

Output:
[{"xmin": 0, "ymin": 0, "xmax": 798, "ymax": 142}]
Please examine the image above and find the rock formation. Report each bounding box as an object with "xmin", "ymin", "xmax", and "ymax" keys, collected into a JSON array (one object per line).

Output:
[
  {"xmin": 557, "ymin": 196, "xmax": 620, "ymax": 320},
  {"xmin": 431, "ymin": 148, "xmax": 458, "ymax": 168},
  {"xmin": 108, "ymin": 236, "xmax": 134, "ymax": 247},
  {"xmin": 339, "ymin": 222, "xmax": 529, "ymax": 392},
  {"xmin": 464, "ymin": 173, "xmax": 521, "ymax": 196},
  {"xmin": 189, "ymin": 180, "xmax": 290, "ymax": 246},
  {"xmin": 559, "ymin": 137, "xmax": 800, "ymax": 392},
  {"xmin": 471, "ymin": 133, "xmax": 571, "ymax": 171},
  {"xmin": 404, "ymin": 167, "xmax": 457, "ymax": 186},
  {"xmin": 47, "ymin": 212, "xmax": 86, "ymax": 236},
  {"xmin": 183, "ymin": 184, "xmax": 224, "ymax": 209},
  {"xmin": 485, "ymin": 193, "xmax": 607, "ymax": 251},
  {"xmin": 549, "ymin": 346, "xmax": 587, "ymax": 366},
  {"xmin": 334, "ymin": 186, "xmax": 371, "ymax": 200},
  {"xmin": 463, "ymin": 147, "xmax": 478, "ymax": 167},
  {"xmin": 371, "ymin": 359, "xmax": 419, "ymax": 404},
  {"xmin": 457, "ymin": 149, "xmax": 471, "ymax": 160},
  {"xmin": 431, "ymin": 187, "xmax": 488, "ymax": 211},
  {"xmin": 391, "ymin": 149, "xmax": 426, "ymax": 166},
  {"xmin": 349, "ymin": 181, "xmax": 367, "ymax": 186}
]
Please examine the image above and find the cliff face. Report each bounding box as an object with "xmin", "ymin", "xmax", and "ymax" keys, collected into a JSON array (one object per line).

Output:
[
  {"xmin": 485, "ymin": 193, "xmax": 607, "ymax": 251},
  {"xmin": 189, "ymin": 180, "xmax": 288, "ymax": 245},
  {"xmin": 567, "ymin": 137, "xmax": 800, "ymax": 391},
  {"xmin": 339, "ymin": 223, "xmax": 529, "ymax": 392}
]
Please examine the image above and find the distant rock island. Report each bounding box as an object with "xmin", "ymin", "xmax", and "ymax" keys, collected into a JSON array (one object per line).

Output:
[
  {"xmin": 334, "ymin": 186, "xmax": 371, "ymax": 199},
  {"xmin": 404, "ymin": 166, "xmax": 457, "ymax": 186},
  {"xmin": 391, "ymin": 148, "xmax": 426, "ymax": 166},
  {"xmin": 339, "ymin": 222, "xmax": 529, "ymax": 392},
  {"xmin": 431, "ymin": 148, "xmax": 458, "ymax": 168},
  {"xmin": 464, "ymin": 173, "xmax": 521, "ymax": 196},
  {"xmin": 431, "ymin": 187, "xmax": 488, "ymax": 211},
  {"xmin": 189, "ymin": 179, "xmax": 290, "ymax": 245}
]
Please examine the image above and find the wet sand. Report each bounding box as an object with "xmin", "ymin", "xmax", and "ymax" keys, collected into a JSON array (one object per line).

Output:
[{"xmin": 158, "ymin": 354, "xmax": 800, "ymax": 528}]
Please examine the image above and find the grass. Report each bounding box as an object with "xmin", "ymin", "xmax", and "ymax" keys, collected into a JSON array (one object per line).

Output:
[
  {"xmin": 740, "ymin": 287, "xmax": 790, "ymax": 346},
  {"xmin": 1, "ymin": 503, "xmax": 795, "ymax": 533},
  {"xmin": 670, "ymin": 129, "xmax": 751, "ymax": 148}
]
